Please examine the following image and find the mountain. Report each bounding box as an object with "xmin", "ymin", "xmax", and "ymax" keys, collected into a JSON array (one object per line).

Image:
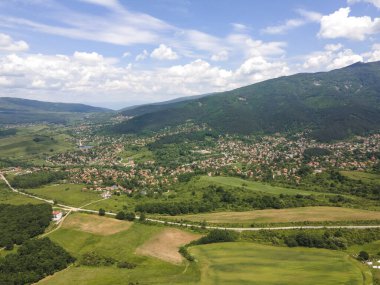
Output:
[
  {"xmin": 0, "ymin": 97, "xmax": 111, "ymax": 124},
  {"xmin": 110, "ymin": 61, "xmax": 380, "ymax": 141},
  {"xmin": 120, "ymin": 93, "xmax": 216, "ymax": 117}
]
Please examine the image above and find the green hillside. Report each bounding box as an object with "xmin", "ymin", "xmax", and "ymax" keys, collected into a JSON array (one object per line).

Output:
[
  {"xmin": 0, "ymin": 97, "xmax": 112, "ymax": 124},
  {"xmin": 112, "ymin": 61, "xmax": 380, "ymax": 141}
]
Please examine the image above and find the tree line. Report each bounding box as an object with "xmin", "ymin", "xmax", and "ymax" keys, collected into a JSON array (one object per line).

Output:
[{"xmin": 11, "ymin": 171, "xmax": 67, "ymax": 189}]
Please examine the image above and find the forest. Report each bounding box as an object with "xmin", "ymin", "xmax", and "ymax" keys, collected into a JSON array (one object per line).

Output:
[
  {"xmin": 0, "ymin": 204, "xmax": 52, "ymax": 248},
  {"xmin": 0, "ymin": 238, "xmax": 75, "ymax": 284}
]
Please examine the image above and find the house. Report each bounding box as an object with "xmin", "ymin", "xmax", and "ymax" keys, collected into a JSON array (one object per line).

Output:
[
  {"xmin": 101, "ymin": 191, "xmax": 112, "ymax": 199},
  {"xmin": 52, "ymin": 211, "xmax": 63, "ymax": 221}
]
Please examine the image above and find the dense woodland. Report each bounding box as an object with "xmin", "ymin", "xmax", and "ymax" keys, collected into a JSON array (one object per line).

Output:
[
  {"xmin": 0, "ymin": 238, "xmax": 75, "ymax": 285},
  {"xmin": 0, "ymin": 204, "xmax": 52, "ymax": 248},
  {"xmin": 11, "ymin": 171, "xmax": 67, "ymax": 189}
]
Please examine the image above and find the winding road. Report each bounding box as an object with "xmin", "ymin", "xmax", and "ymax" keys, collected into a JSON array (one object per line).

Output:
[{"xmin": 2, "ymin": 173, "xmax": 380, "ymax": 232}]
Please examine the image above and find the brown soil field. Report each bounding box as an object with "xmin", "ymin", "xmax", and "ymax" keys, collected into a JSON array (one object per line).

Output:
[
  {"xmin": 136, "ymin": 228, "xmax": 201, "ymax": 264},
  {"xmin": 62, "ymin": 213, "xmax": 131, "ymax": 235}
]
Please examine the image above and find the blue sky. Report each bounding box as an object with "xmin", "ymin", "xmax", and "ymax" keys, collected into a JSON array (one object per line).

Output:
[{"xmin": 0, "ymin": 0, "xmax": 379, "ymax": 109}]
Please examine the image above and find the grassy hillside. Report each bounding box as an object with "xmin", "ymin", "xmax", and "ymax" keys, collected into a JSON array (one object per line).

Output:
[
  {"xmin": 159, "ymin": 206, "xmax": 380, "ymax": 225},
  {"xmin": 191, "ymin": 242, "xmax": 370, "ymax": 285},
  {"xmin": 0, "ymin": 97, "xmax": 111, "ymax": 124},
  {"xmin": 111, "ymin": 61, "xmax": 380, "ymax": 141}
]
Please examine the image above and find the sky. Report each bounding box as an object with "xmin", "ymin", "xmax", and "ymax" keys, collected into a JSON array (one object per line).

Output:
[{"xmin": 0, "ymin": 0, "xmax": 379, "ymax": 109}]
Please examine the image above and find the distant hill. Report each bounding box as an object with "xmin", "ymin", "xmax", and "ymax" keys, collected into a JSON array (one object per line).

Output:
[
  {"xmin": 120, "ymin": 93, "xmax": 216, "ymax": 117},
  {"xmin": 0, "ymin": 97, "xmax": 111, "ymax": 124},
  {"xmin": 110, "ymin": 61, "xmax": 380, "ymax": 141}
]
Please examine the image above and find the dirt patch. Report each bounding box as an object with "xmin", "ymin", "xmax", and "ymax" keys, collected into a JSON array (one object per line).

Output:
[
  {"xmin": 136, "ymin": 228, "xmax": 201, "ymax": 264},
  {"xmin": 62, "ymin": 213, "xmax": 131, "ymax": 235}
]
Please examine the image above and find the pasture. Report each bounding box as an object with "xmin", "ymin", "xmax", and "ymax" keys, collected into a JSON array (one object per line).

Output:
[
  {"xmin": 341, "ymin": 171, "xmax": 380, "ymax": 184},
  {"xmin": 159, "ymin": 206, "xmax": 380, "ymax": 225},
  {"xmin": 0, "ymin": 181, "xmax": 42, "ymax": 205},
  {"xmin": 0, "ymin": 125, "xmax": 73, "ymax": 164},
  {"xmin": 26, "ymin": 184, "xmax": 101, "ymax": 207},
  {"xmin": 38, "ymin": 213, "xmax": 200, "ymax": 285},
  {"xmin": 198, "ymin": 176, "xmax": 327, "ymax": 196},
  {"xmin": 190, "ymin": 242, "xmax": 370, "ymax": 285}
]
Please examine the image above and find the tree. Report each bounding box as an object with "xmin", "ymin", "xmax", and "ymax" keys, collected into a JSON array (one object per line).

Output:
[
  {"xmin": 115, "ymin": 211, "xmax": 126, "ymax": 220},
  {"xmin": 98, "ymin": 208, "xmax": 106, "ymax": 216},
  {"xmin": 358, "ymin": 251, "xmax": 369, "ymax": 261},
  {"xmin": 139, "ymin": 212, "xmax": 146, "ymax": 222},
  {"xmin": 125, "ymin": 212, "xmax": 136, "ymax": 221}
]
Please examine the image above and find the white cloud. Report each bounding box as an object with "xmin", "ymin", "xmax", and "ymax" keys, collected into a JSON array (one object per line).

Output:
[
  {"xmin": 150, "ymin": 44, "xmax": 178, "ymax": 60},
  {"xmin": 211, "ymin": 50, "xmax": 228, "ymax": 61},
  {"xmin": 0, "ymin": 33, "xmax": 29, "ymax": 52},
  {"xmin": 318, "ymin": 7, "xmax": 380, "ymax": 41},
  {"xmin": 348, "ymin": 0, "xmax": 380, "ymax": 8},
  {"xmin": 231, "ymin": 23, "xmax": 249, "ymax": 32},
  {"xmin": 122, "ymin": 52, "xmax": 130, "ymax": 58},
  {"xmin": 363, "ymin": 43, "xmax": 380, "ymax": 62},
  {"xmin": 135, "ymin": 50, "xmax": 148, "ymax": 61},
  {"xmin": 73, "ymin": 51, "xmax": 103, "ymax": 63},
  {"xmin": 262, "ymin": 9, "xmax": 321, "ymax": 35},
  {"xmin": 303, "ymin": 44, "xmax": 363, "ymax": 70}
]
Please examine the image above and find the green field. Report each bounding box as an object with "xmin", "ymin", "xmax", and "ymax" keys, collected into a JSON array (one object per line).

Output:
[
  {"xmin": 35, "ymin": 213, "xmax": 372, "ymax": 285},
  {"xmin": 159, "ymin": 206, "xmax": 380, "ymax": 225},
  {"xmin": 26, "ymin": 184, "xmax": 101, "ymax": 207},
  {"xmin": 0, "ymin": 181, "xmax": 43, "ymax": 205},
  {"xmin": 199, "ymin": 176, "xmax": 328, "ymax": 196},
  {"xmin": 38, "ymin": 213, "xmax": 199, "ymax": 285},
  {"xmin": 0, "ymin": 125, "xmax": 74, "ymax": 164},
  {"xmin": 341, "ymin": 171, "xmax": 380, "ymax": 184},
  {"xmin": 190, "ymin": 242, "xmax": 370, "ymax": 285}
]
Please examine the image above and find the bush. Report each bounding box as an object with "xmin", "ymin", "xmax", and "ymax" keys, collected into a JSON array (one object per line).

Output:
[
  {"xmin": 117, "ymin": 261, "xmax": 137, "ymax": 269},
  {"xmin": 194, "ymin": 229, "xmax": 239, "ymax": 245},
  {"xmin": 115, "ymin": 211, "xmax": 126, "ymax": 220},
  {"xmin": 179, "ymin": 246, "xmax": 194, "ymax": 262},
  {"xmin": 358, "ymin": 251, "xmax": 370, "ymax": 261},
  {"xmin": 125, "ymin": 212, "xmax": 136, "ymax": 221},
  {"xmin": 80, "ymin": 252, "xmax": 115, "ymax": 266},
  {"xmin": 98, "ymin": 208, "xmax": 106, "ymax": 216}
]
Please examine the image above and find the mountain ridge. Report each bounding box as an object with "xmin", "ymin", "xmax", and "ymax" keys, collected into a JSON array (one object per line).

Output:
[{"xmin": 111, "ymin": 61, "xmax": 380, "ymax": 141}]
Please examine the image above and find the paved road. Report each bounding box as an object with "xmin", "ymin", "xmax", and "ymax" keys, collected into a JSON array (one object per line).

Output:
[{"xmin": 2, "ymin": 172, "xmax": 380, "ymax": 232}]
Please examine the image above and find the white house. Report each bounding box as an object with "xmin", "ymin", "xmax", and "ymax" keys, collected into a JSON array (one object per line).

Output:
[{"xmin": 52, "ymin": 210, "xmax": 63, "ymax": 221}]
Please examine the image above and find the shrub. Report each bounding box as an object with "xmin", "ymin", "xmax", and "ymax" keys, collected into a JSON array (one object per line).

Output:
[
  {"xmin": 117, "ymin": 261, "xmax": 137, "ymax": 269},
  {"xmin": 98, "ymin": 208, "xmax": 106, "ymax": 216},
  {"xmin": 194, "ymin": 229, "xmax": 239, "ymax": 245}
]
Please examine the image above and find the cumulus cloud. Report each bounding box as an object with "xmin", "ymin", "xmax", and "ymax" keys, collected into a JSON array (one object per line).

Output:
[
  {"xmin": 348, "ymin": 0, "xmax": 380, "ymax": 8},
  {"xmin": 150, "ymin": 44, "xmax": 178, "ymax": 60},
  {"xmin": 363, "ymin": 43, "xmax": 380, "ymax": 62},
  {"xmin": 73, "ymin": 51, "xmax": 104, "ymax": 63},
  {"xmin": 0, "ymin": 33, "xmax": 29, "ymax": 52},
  {"xmin": 318, "ymin": 7, "xmax": 380, "ymax": 40},
  {"xmin": 303, "ymin": 44, "xmax": 363, "ymax": 70},
  {"xmin": 135, "ymin": 50, "xmax": 148, "ymax": 61}
]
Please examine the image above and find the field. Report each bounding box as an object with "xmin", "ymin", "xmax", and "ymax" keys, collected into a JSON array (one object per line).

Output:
[
  {"xmin": 36, "ymin": 212, "xmax": 372, "ymax": 285},
  {"xmin": 38, "ymin": 213, "xmax": 200, "ymax": 285},
  {"xmin": 198, "ymin": 176, "xmax": 328, "ymax": 196},
  {"xmin": 0, "ymin": 181, "xmax": 42, "ymax": 205},
  {"xmin": 0, "ymin": 125, "xmax": 74, "ymax": 164},
  {"xmin": 190, "ymin": 242, "xmax": 370, "ymax": 285},
  {"xmin": 159, "ymin": 206, "xmax": 380, "ymax": 225},
  {"xmin": 136, "ymin": 228, "xmax": 201, "ymax": 264},
  {"xmin": 26, "ymin": 184, "xmax": 102, "ymax": 207},
  {"xmin": 341, "ymin": 171, "xmax": 380, "ymax": 184}
]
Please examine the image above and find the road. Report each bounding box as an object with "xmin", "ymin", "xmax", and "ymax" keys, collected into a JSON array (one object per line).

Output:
[{"xmin": 2, "ymin": 173, "xmax": 380, "ymax": 232}]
